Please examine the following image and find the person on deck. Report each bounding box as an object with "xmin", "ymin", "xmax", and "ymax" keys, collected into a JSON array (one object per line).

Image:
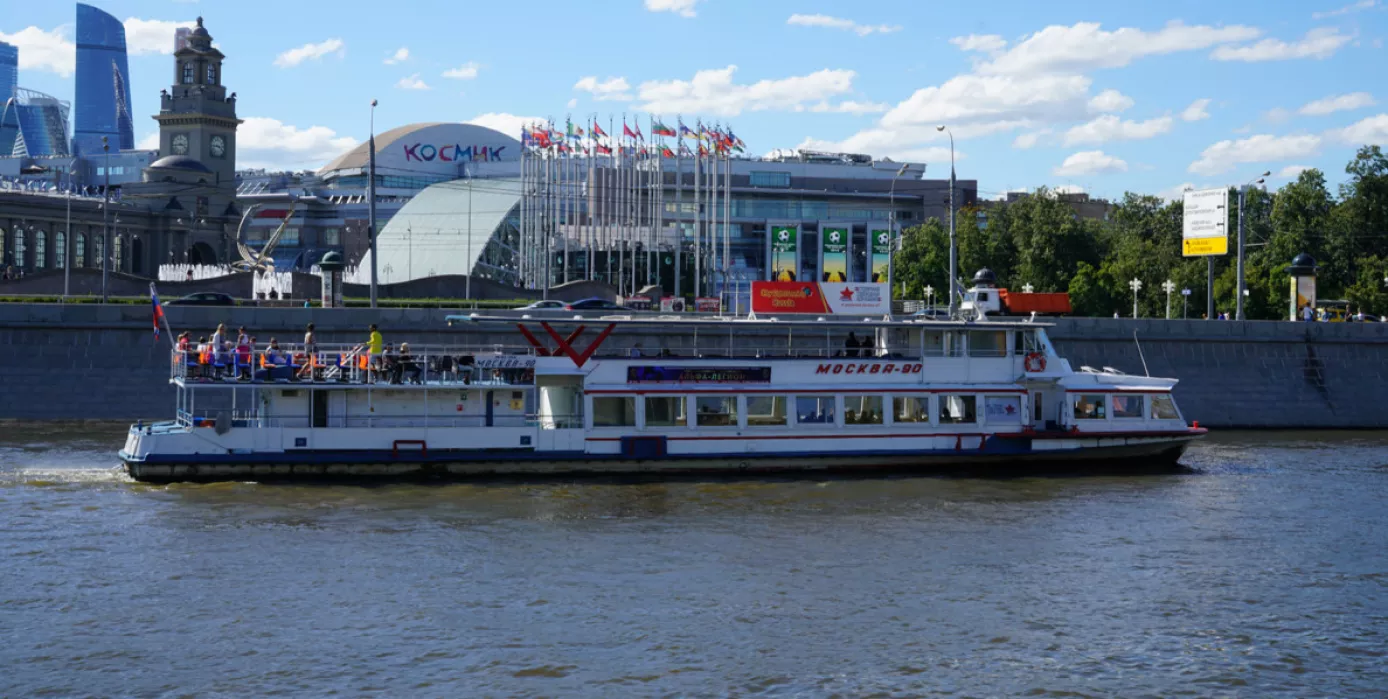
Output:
[
  {"xmin": 845, "ymin": 332, "xmax": 860, "ymax": 358},
  {"xmin": 398, "ymin": 343, "xmax": 422, "ymax": 384},
  {"xmin": 365, "ymin": 324, "xmax": 384, "ymax": 383}
]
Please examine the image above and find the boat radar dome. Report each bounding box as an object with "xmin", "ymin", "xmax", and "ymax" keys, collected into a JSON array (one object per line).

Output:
[{"xmin": 972, "ymin": 268, "xmax": 998, "ymax": 288}]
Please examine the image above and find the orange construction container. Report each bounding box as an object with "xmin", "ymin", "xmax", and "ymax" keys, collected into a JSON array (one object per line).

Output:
[{"xmin": 998, "ymin": 288, "xmax": 1072, "ymax": 315}]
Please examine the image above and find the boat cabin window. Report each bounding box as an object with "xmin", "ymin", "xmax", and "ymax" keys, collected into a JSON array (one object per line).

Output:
[
  {"xmin": 968, "ymin": 331, "xmax": 1008, "ymax": 358},
  {"xmin": 893, "ymin": 396, "xmax": 931, "ymax": 423},
  {"xmin": 796, "ymin": 396, "xmax": 835, "ymax": 424},
  {"xmin": 1073, "ymin": 394, "xmax": 1107, "ymax": 420},
  {"xmin": 940, "ymin": 395, "xmax": 977, "ymax": 424},
  {"xmin": 695, "ymin": 396, "xmax": 738, "ymax": 427},
  {"xmin": 592, "ymin": 396, "xmax": 637, "ymax": 427},
  {"xmin": 1111, "ymin": 395, "xmax": 1145, "ymax": 419},
  {"xmin": 1020, "ymin": 330, "xmax": 1043, "ymax": 353},
  {"xmin": 746, "ymin": 396, "xmax": 788, "ymax": 426},
  {"xmin": 922, "ymin": 330, "xmax": 945, "ymax": 357},
  {"xmin": 844, "ymin": 395, "xmax": 883, "ymax": 425},
  {"xmin": 644, "ymin": 396, "xmax": 687, "ymax": 427},
  {"xmin": 1150, "ymin": 394, "xmax": 1180, "ymax": 420},
  {"xmin": 984, "ymin": 395, "xmax": 1023, "ymax": 424}
]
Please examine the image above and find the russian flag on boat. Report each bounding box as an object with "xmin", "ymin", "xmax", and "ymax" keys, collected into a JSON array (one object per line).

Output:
[{"xmin": 150, "ymin": 283, "xmax": 164, "ymax": 341}]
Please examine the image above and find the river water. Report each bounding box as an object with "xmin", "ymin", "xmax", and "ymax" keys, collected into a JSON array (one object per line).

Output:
[{"xmin": 3, "ymin": 424, "xmax": 1387, "ymax": 697}]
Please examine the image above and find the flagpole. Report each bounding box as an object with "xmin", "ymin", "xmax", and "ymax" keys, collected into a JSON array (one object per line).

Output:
[
  {"xmin": 674, "ymin": 117, "xmax": 683, "ymax": 299},
  {"xmin": 519, "ymin": 125, "xmax": 527, "ymax": 288}
]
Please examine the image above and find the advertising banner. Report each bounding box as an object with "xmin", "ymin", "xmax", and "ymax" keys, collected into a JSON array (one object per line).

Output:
[
  {"xmin": 1291, "ymin": 276, "xmax": 1316, "ymax": 320},
  {"xmin": 624, "ymin": 295, "xmax": 652, "ymax": 311},
  {"xmin": 660, "ymin": 296, "xmax": 687, "ymax": 313},
  {"xmin": 627, "ymin": 366, "xmax": 772, "ymax": 384},
  {"xmin": 751, "ymin": 281, "xmax": 890, "ymax": 315},
  {"xmin": 769, "ymin": 224, "xmax": 799, "ymax": 281},
  {"xmin": 1182, "ymin": 188, "xmax": 1229, "ymax": 256},
  {"xmin": 868, "ymin": 226, "xmax": 893, "ymax": 283},
  {"xmin": 820, "ymin": 225, "xmax": 849, "ymax": 282},
  {"xmin": 695, "ymin": 297, "xmax": 722, "ymax": 313}
]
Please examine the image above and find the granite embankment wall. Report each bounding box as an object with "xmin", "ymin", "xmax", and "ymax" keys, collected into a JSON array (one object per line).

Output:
[{"xmin": 1, "ymin": 303, "xmax": 1386, "ymax": 427}]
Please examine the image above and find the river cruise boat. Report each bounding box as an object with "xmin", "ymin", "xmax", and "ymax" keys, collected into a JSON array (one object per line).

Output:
[{"xmin": 120, "ymin": 309, "xmax": 1206, "ymax": 482}]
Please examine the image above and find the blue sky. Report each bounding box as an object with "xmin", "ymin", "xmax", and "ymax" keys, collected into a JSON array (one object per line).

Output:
[{"xmin": 2, "ymin": 0, "xmax": 1385, "ymax": 200}]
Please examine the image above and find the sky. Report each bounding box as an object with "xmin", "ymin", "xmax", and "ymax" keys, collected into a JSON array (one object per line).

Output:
[{"xmin": 1, "ymin": 0, "xmax": 1385, "ymax": 201}]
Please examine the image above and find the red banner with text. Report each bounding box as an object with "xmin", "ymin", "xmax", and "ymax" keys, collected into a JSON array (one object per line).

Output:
[{"xmin": 751, "ymin": 281, "xmax": 890, "ymax": 314}]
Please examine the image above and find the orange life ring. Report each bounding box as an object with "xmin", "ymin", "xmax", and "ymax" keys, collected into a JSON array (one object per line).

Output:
[{"xmin": 1024, "ymin": 352, "xmax": 1047, "ymax": 373}]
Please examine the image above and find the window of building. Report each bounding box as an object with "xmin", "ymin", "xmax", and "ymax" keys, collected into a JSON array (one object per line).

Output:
[
  {"xmin": 322, "ymin": 228, "xmax": 341, "ymax": 246},
  {"xmin": 644, "ymin": 396, "xmax": 686, "ymax": 428},
  {"xmin": 0, "ymin": 228, "xmax": 6, "ymax": 264},
  {"xmin": 54, "ymin": 231, "xmax": 65, "ymax": 269},
  {"xmin": 14, "ymin": 229, "xmax": 24, "ymax": 266},
  {"xmin": 746, "ymin": 396, "xmax": 787, "ymax": 426},
  {"xmin": 749, "ymin": 171, "xmax": 791, "ymax": 187},
  {"xmin": 894, "ymin": 396, "xmax": 931, "ymax": 423},
  {"xmin": 1073, "ymin": 394, "xmax": 1106, "ymax": 420},
  {"xmin": 845, "ymin": 395, "xmax": 883, "ymax": 425},
  {"xmin": 1150, "ymin": 394, "xmax": 1180, "ymax": 420},
  {"xmin": 984, "ymin": 395, "xmax": 1022, "ymax": 424},
  {"xmin": 796, "ymin": 396, "xmax": 835, "ymax": 424},
  {"xmin": 695, "ymin": 396, "xmax": 738, "ymax": 427},
  {"xmin": 968, "ymin": 331, "xmax": 1008, "ymax": 357},
  {"xmin": 279, "ymin": 228, "xmax": 300, "ymax": 246},
  {"xmin": 1112, "ymin": 395, "xmax": 1145, "ymax": 419},
  {"xmin": 34, "ymin": 231, "xmax": 45, "ymax": 268},
  {"xmin": 113, "ymin": 235, "xmax": 124, "ymax": 271},
  {"xmin": 93, "ymin": 234, "xmax": 104, "ymax": 269},
  {"xmin": 75, "ymin": 233, "xmax": 85, "ymax": 268},
  {"xmin": 207, "ymin": 64, "xmax": 217, "ymax": 85},
  {"xmin": 182, "ymin": 62, "xmax": 194, "ymax": 84},
  {"xmin": 940, "ymin": 395, "xmax": 977, "ymax": 424},
  {"xmin": 592, "ymin": 396, "xmax": 636, "ymax": 427}
]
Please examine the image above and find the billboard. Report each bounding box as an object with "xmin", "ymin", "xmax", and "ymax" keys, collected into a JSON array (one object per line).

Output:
[
  {"xmin": 820, "ymin": 225, "xmax": 849, "ymax": 282},
  {"xmin": 1182, "ymin": 188, "xmax": 1228, "ymax": 256},
  {"xmin": 868, "ymin": 226, "xmax": 893, "ymax": 283},
  {"xmin": 751, "ymin": 281, "xmax": 890, "ymax": 315},
  {"xmin": 769, "ymin": 224, "xmax": 799, "ymax": 281}
]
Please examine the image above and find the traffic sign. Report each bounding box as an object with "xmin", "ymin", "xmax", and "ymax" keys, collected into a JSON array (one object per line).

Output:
[{"xmin": 1182, "ymin": 188, "xmax": 1228, "ymax": 257}]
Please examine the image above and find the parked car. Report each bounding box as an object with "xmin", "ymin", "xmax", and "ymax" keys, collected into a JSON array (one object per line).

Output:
[
  {"xmin": 564, "ymin": 298, "xmax": 632, "ymax": 311},
  {"xmin": 514, "ymin": 300, "xmax": 566, "ymax": 310},
  {"xmin": 167, "ymin": 292, "xmax": 237, "ymax": 306}
]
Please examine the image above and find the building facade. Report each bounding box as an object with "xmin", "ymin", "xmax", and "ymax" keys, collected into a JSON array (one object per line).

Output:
[
  {"xmin": 73, "ymin": 2, "xmax": 134, "ymax": 156},
  {"xmin": 2, "ymin": 89, "xmax": 72, "ymax": 157}
]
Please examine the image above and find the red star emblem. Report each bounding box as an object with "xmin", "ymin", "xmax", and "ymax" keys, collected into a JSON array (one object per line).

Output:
[
  {"xmin": 1005, "ymin": 404, "xmax": 1016, "ymax": 414},
  {"xmin": 839, "ymin": 287, "xmax": 854, "ymax": 301}
]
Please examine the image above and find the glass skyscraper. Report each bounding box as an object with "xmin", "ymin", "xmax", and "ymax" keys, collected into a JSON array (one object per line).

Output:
[
  {"xmin": 73, "ymin": 3, "xmax": 133, "ymax": 156},
  {"xmin": 6, "ymin": 88, "xmax": 72, "ymax": 157},
  {"xmin": 0, "ymin": 41, "xmax": 18, "ymax": 154}
]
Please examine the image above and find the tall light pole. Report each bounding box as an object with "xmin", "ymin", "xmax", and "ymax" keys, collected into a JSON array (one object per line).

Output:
[
  {"xmin": 1161, "ymin": 279, "xmax": 1176, "ymax": 319},
  {"xmin": 924, "ymin": 284, "xmax": 934, "ymax": 312},
  {"xmin": 887, "ymin": 163, "xmax": 908, "ymax": 298},
  {"xmin": 368, "ymin": 98, "xmax": 379, "ymax": 309},
  {"xmin": 936, "ymin": 124, "xmax": 956, "ymax": 317},
  {"xmin": 1236, "ymin": 170, "xmax": 1269, "ymax": 321},
  {"xmin": 101, "ymin": 136, "xmax": 110, "ymax": 303},
  {"xmin": 1128, "ymin": 278, "xmax": 1143, "ymax": 318}
]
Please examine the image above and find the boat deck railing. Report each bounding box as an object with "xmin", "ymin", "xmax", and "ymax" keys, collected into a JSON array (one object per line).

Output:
[
  {"xmin": 170, "ymin": 343, "xmax": 539, "ymax": 386},
  {"xmin": 173, "ymin": 410, "xmax": 584, "ymax": 430}
]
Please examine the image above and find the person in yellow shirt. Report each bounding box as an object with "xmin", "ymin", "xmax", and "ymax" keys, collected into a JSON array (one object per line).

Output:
[{"xmin": 366, "ymin": 324, "xmax": 384, "ymax": 383}]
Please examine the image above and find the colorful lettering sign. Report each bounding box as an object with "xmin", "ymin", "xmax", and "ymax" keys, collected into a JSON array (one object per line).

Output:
[
  {"xmin": 821, "ymin": 226, "xmax": 849, "ymax": 282},
  {"xmin": 628, "ymin": 366, "xmax": 772, "ymax": 383},
  {"xmin": 770, "ymin": 225, "xmax": 799, "ymax": 281},
  {"xmin": 402, "ymin": 143, "xmax": 507, "ymax": 163},
  {"xmin": 751, "ymin": 281, "xmax": 891, "ymax": 315},
  {"xmin": 814, "ymin": 362, "xmax": 923, "ymax": 375}
]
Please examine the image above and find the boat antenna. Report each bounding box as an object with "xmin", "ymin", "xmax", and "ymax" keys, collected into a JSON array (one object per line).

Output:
[{"xmin": 1133, "ymin": 329, "xmax": 1150, "ymax": 377}]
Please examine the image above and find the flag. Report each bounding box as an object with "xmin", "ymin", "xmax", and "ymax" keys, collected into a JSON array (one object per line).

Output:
[
  {"xmin": 660, "ymin": 146, "xmax": 675, "ymax": 158},
  {"xmin": 624, "ymin": 122, "xmax": 642, "ymax": 140},
  {"xmin": 652, "ymin": 121, "xmax": 676, "ymax": 137},
  {"xmin": 680, "ymin": 125, "xmax": 697, "ymax": 139},
  {"xmin": 548, "ymin": 128, "xmax": 564, "ymax": 142},
  {"xmin": 533, "ymin": 130, "xmax": 552, "ymax": 148},
  {"xmin": 591, "ymin": 121, "xmax": 607, "ymax": 138},
  {"xmin": 595, "ymin": 144, "xmax": 612, "ymax": 155},
  {"xmin": 150, "ymin": 283, "xmax": 164, "ymax": 341},
  {"xmin": 698, "ymin": 144, "xmax": 709, "ymax": 157},
  {"xmin": 566, "ymin": 120, "xmax": 584, "ymax": 140}
]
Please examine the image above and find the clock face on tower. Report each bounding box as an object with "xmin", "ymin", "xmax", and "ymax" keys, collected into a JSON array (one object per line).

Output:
[
  {"xmin": 210, "ymin": 135, "xmax": 226, "ymax": 158},
  {"xmin": 171, "ymin": 133, "xmax": 189, "ymax": 155}
]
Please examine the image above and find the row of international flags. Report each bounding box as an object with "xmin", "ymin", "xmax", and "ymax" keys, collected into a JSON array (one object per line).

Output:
[{"xmin": 521, "ymin": 116, "xmax": 746, "ymax": 158}]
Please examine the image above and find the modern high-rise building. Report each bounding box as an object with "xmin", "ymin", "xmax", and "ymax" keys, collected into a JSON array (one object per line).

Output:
[
  {"xmin": 73, "ymin": 3, "xmax": 134, "ymax": 156},
  {"xmin": 3, "ymin": 88, "xmax": 72, "ymax": 157},
  {"xmin": 0, "ymin": 41, "xmax": 18, "ymax": 155}
]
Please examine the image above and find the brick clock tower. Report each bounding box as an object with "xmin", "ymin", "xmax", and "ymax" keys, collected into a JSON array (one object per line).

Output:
[{"xmin": 146, "ymin": 16, "xmax": 241, "ymax": 218}]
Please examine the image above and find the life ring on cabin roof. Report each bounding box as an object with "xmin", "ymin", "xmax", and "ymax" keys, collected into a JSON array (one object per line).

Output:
[{"xmin": 1024, "ymin": 352, "xmax": 1047, "ymax": 373}]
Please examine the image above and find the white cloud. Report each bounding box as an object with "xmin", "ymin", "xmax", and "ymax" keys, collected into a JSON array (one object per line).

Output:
[
  {"xmin": 1013, "ymin": 130, "xmax": 1049, "ymax": 149},
  {"xmin": 882, "ymin": 73, "xmax": 1091, "ymax": 128},
  {"xmin": 566, "ymin": 98, "xmax": 578, "ymax": 109},
  {"xmin": 1211, "ymin": 28, "xmax": 1351, "ymax": 62},
  {"xmin": 442, "ymin": 62, "xmax": 481, "ymax": 80},
  {"xmin": 239, "ymin": 117, "xmax": 357, "ymax": 170},
  {"xmin": 1181, "ymin": 98, "xmax": 1212, "ymax": 122},
  {"xmin": 1300, "ymin": 92, "xmax": 1376, "ymax": 116},
  {"xmin": 573, "ymin": 76, "xmax": 632, "ymax": 101},
  {"xmin": 1157, "ymin": 182, "xmax": 1197, "ymax": 201},
  {"xmin": 1053, "ymin": 184, "xmax": 1086, "ymax": 195},
  {"xmin": 395, "ymin": 73, "xmax": 430, "ymax": 90},
  {"xmin": 122, "ymin": 18, "xmax": 195, "ymax": 56},
  {"xmin": 977, "ymin": 21, "xmax": 1261, "ymax": 75},
  {"xmin": 1188, "ymin": 133, "xmax": 1322, "ymax": 176},
  {"xmin": 644, "ymin": 0, "xmax": 700, "ymax": 18},
  {"xmin": 466, "ymin": 112, "xmax": 546, "ymax": 139},
  {"xmin": 810, "ymin": 100, "xmax": 891, "ymax": 115},
  {"xmin": 1312, "ymin": 0, "xmax": 1378, "ymax": 19},
  {"xmin": 1265, "ymin": 107, "xmax": 1293, "ymax": 123},
  {"xmin": 1326, "ymin": 113, "xmax": 1388, "ymax": 144},
  {"xmin": 1278, "ymin": 165, "xmax": 1312, "ymax": 178},
  {"xmin": 136, "ymin": 132, "xmax": 159, "ymax": 150},
  {"xmin": 384, "ymin": 47, "xmax": 409, "ymax": 65},
  {"xmin": 273, "ymin": 38, "xmax": 345, "ymax": 68},
  {"xmin": 786, "ymin": 14, "xmax": 902, "ymax": 37},
  {"xmin": 950, "ymin": 34, "xmax": 1007, "ymax": 54},
  {"xmin": 0, "ymin": 26, "xmax": 76, "ymax": 77},
  {"xmin": 634, "ymin": 65, "xmax": 855, "ymax": 116},
  {"xmin": 1054, "ymin": 150, "xmax": 1128, "ymax": 176},
  {"xmin": 1088, "ymin": 89, "xmax": 1134, "ymax": 113}
]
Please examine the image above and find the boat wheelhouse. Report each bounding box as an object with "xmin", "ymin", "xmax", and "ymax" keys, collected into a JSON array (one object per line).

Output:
[{"xmin": 119, "ymin": 312, "xmax": 1205, "ymax": 482}]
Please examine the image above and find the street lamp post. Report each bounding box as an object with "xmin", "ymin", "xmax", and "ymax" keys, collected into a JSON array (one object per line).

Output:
[
  {"xmin": 1021, "ymin": 283, "xmax": 1034, "ymax": 294},
  {"xmin": 924, "ymin": 284, "xmax": 934, "ymax": 312},
  {"xmin": 1236, "ymin": 170, "xmax": 1270, "ymax": 320},
  {"xmin": 368, "ymin": 98, "xmax": 379, "ymax": 309},
  {"xmin": 1128, "ymin": 278, "xmax": 1143, "ymax": 318},
  {"xmin": 101, "ymin": 137, "xmax": 110, "ymax": 303},
  {"xmin": 1161, "ymin": 279, "xmax": 1176, "ymax": 320},
  {"xmin": 1182, "ymin": 288, "xmax": 1191, "ymax": 319},
  {"xmin": 936, "ymin": 125, "xmax": 956, "ymax": 317},
  {"xmin": 887, "ymin": 163, "xmax": 909, "ymax": 297}
]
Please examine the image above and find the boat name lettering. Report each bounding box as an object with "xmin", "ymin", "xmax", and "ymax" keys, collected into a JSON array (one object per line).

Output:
[
  {"xmin": 627, "ymin": 366, "xmax": 772, "ymax": 384},
  {"xmin": 476, "ymin": 357, "xmax": 536, "ymax": 369},
  {"xmin": 815, "ymin": 363, "xmax": 922, "ymax": 375}
]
